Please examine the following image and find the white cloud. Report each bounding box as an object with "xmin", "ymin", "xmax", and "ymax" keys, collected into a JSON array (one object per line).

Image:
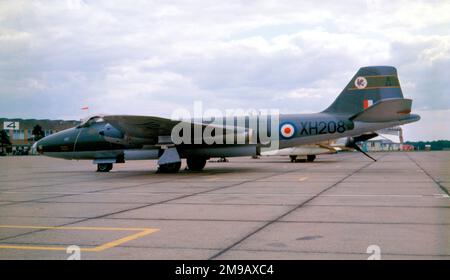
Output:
[
  {"xmin": 403, "ymin": 109, "xmax": 450, "ymax": 141},
  {"xmin": 0, "ymin": 0, "xmax": 449, "ymax": 140}
]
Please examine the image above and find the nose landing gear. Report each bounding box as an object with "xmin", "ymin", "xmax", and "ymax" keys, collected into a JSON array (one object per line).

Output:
[{"xmin": 97, "ymin": 163, "xmax": 113, "ymax": 172}]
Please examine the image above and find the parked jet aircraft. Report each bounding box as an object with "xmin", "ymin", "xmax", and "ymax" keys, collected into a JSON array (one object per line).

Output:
[
  {"xmin": 260, "ymin": 140, "xmax": 340, "ymax": 162},
  {"xmin": 34, "ymin": 66, "xmax": 420, "ymax": 173},
  {"xmin": 260, "ymin": 135, "xmax": 377, "ymax": 162},
  {"xmin": 262, "ymin": 126, "xmax": 404, "ymax": 162}
]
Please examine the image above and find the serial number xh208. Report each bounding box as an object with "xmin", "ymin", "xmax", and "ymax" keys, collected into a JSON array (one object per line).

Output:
[{"xmin": 34, "ymin": 66, "xmax": 420, "ymax": 173}]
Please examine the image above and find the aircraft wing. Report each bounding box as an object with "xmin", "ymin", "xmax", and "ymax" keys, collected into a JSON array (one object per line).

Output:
[
  {"xmin": 103, "ymin": 115, "xmax": 180, "ymax": 140},
  {"xmin": 102, "ymin": 115, "xmax": 250, "ymax": 145}
]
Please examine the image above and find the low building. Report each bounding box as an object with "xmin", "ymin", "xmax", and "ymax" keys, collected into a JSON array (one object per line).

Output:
[
  {"xmin": 1, "ymin": 118, "xmax": 80, "ymax": 154},
  {"xmin": 401, "ymin": 144, "xmax": 415, "ymax": 151},
  {"xmin": 362, "ymin": 139, "xmax": 401, "ymax": 152},
  {"xmin": 360, "ymin": 133, "xmax": 402, "ymax": 152}
]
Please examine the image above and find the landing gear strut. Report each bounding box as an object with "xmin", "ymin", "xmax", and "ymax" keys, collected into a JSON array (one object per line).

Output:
[
  {"xmin": 97, "ymin": 163, "xmax": 113, "ymax": 172},
  {"xmin": 157, "ymin": 146, "xmax": 182, "ymax": 173},
  {"xmin": 186, "ymin": 157, "xmax": 207, "ymax": 171}
]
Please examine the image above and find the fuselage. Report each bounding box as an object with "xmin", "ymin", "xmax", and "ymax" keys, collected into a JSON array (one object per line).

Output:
[{"xmin": 35, "ymin": 112, "xmax": 420, "ymax": 161}]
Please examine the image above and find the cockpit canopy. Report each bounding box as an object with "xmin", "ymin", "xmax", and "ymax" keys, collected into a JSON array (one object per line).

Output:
[{"xmin": 77, "ymin": 115, "xmax": 105, "ymax": 128}]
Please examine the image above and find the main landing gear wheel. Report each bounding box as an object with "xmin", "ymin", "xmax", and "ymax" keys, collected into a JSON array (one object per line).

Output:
[
  {"xmin": 290, "ymin": 155, "xmax": 297, "ymax": 163},
  {"xmin": 186, "ymin": 157, "xmax": 207, "ymax": 171},
  {"xmin": 307, "ymin": 155, "xmax": 316, "ymax": 162},
  {"xmin": 158, "ymin": 162, "xmax": 182, "ymax": 173},
  {"xmin": 97, "ymin": 163, "xmax": 113, "ymax": 172}
]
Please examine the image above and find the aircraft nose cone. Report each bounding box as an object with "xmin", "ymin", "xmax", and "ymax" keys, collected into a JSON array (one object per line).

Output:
[
  {"xmin": 32, "ymin": 127, "xmax": 79, "ymax": 158},
  {"xmin": 34, "ymin": 139, "xmax": 45, "ymax": 154},
  {"xmin": 31, "ymin": 142, "xmax": 38, "ymax": 154}
]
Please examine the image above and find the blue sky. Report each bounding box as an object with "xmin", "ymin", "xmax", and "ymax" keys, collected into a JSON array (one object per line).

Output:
[{"xmin": 1, "ymin": 0, "xmax": 449, "ymax": 141}]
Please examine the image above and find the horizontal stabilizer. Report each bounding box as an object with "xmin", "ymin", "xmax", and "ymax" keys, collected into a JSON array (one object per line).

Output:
[{"xmin": 350, "ymin": 98, "xmax": 412, "ymax": 122}]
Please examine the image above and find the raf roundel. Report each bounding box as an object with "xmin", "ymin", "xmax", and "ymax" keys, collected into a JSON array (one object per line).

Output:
[
  {"xmin": 354, "ymin": 76, "xmax": 368, "ymax": 89},
  {"xmin": 280, "ymin": 123, "xmax": 296, "ymax": 139}
]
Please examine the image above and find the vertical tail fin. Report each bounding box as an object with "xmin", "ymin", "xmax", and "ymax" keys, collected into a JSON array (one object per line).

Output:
[{"xmin": 323, "ymin": 66, "xmax": 404, "ymax": 116}]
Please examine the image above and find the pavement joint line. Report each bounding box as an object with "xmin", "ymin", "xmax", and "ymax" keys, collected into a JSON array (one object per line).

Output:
[
  {"xmin": 405, "ymin": 153, "xmax": 450, "ymax": 196},
  {"xmin": 1, "ymin": 215, "xmax": 449, "ymax": 225},
  {"xmin": 0, "ymin": 163, "xmax": 313, "ymax": 245},
  {"xmin": 0, "ymin": 173, "xmax": 98, "ymax": 184},
  {"xmin": 208, "ymin": 154, "xmax": 385, "ymax": 260},
  {"xmin": 116, "ymin": 203, "xmax": 450, "ymax": 208},
  {"xmin": 1, "ymin": 172, "xmax": 316, "ymax": 193},
  {"xmin": 0, "ymin": 191, "xmax": 206, "ymax": 195},
  {"xmin": 288, "ymin": 204, "xmax": 450, "ymax": 208},
  {"xmin": 0, "ymin": 242, "xmax": 222, "ymax": 252},
  {"xmin": 0, "ymin": 169, "xmax": 202, "ymax": 193},
  {"xmin": 0, "ymin": 178, "xmax": 178, "ymax": 208},
  {"xmin": 0, "ymin": 168, "xmax": 237, "ymax": 207},
  {"xmin": 0, "ymin": 201, "xmax": 292, "ymax": 206},
  {"xmin": 2, "ymin": 242, "xmax": 449, "ymax": 258},
  {"xmin": 0, "ymin": 201, "xmax": 151, "ymax": 205},
  {"xmin": 65, "ymin": 245, "xmax": 450, "ymax": 257},
  {"xmin": 91, "ymin": 218, "xmax": 450, "ymax": 226},
  {"xmin": 0, "ymin": 171, "xmax": 149, "ymax": 193},
  {"xmin": 163, "ymin": 194, "xmax": 450, "ymax": 198},
  {"xmin": 4, "ymin": 241, "xmax": 447, "ymax": 259},
  {"xmin": 5, "ymin": 192, "xmax": 447, "ymax": 205},
  {"xmin": 222, "ymin": 248, "xmax": 450, "ymax": 258}
]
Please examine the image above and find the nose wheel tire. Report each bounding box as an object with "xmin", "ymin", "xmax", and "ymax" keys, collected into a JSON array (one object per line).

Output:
[
  {"xmin": 186, "ymin": 157, "xmax": 207, "ymax": 171},
  {"xmin": 290, "ymin": 155, "xmax": 297, "ymax": 163},
  {"xmin": 97, "ymin": 163, "xmax": 113, "ymax": 172},
  {"xmin": 158, "ymin": 162, "xmax": 181, "ymax": 173}
]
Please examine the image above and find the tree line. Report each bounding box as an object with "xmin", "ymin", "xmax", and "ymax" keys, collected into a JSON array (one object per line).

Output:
[{"xmin": 405, "ymin": 140, "xmax": 450, "ymax": 151}]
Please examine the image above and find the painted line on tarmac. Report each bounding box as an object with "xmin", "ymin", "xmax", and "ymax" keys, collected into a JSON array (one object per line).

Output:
[{"xmin": 0, "ymin": 225, "xmax": 159, "ymax": 252}]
